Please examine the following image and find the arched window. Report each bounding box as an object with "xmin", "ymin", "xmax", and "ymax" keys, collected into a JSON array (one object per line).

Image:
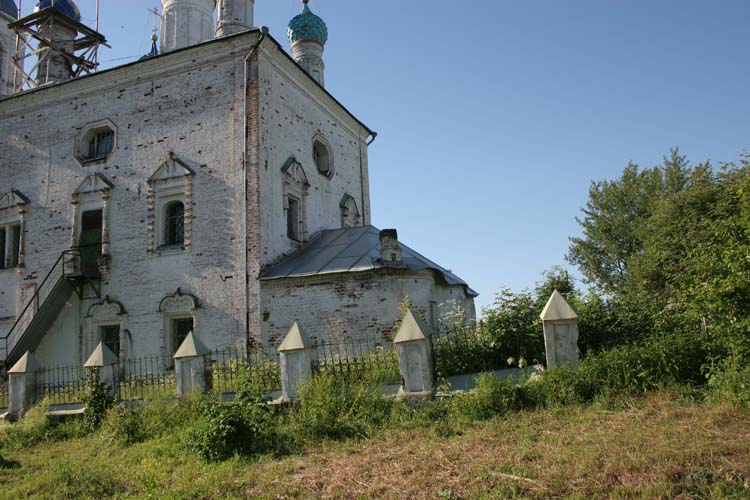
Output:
[
  {"xmin": 163, "ymin": 201, "xmax": 185, "ymax": 247},
  {"xmin": 313, "ymin": 139, "xmax": 333, "ymax": 177}
]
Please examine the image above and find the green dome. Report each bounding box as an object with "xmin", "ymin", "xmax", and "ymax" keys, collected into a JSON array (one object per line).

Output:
[{"xmin": 287, "ymin": 1, "xmax": 328, "ymax": 45}]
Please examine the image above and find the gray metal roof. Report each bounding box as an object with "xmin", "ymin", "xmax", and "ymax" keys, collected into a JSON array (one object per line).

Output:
[
  {"xmin": 0, "ymin": 0, "xmax": 17, "ymax": 19},
  {"xmin": 260, "ymin": 225, "xmax": 478, "ymax": 297}
]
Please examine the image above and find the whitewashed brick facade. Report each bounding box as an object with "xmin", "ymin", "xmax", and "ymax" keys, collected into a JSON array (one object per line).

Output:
[{"xmin": 0, "ymin": 29, "xmax": 475, "ymax": 368}]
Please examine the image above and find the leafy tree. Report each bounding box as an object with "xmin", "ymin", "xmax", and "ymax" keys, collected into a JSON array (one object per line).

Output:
[{"xmin": 567, "ymin": 149, "xmax": 689, "ymax": 294}]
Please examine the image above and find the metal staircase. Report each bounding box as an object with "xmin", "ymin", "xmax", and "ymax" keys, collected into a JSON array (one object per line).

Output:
[{"xmin": 0, "ymin": 249, "xmax": 101, "ymax": 370}]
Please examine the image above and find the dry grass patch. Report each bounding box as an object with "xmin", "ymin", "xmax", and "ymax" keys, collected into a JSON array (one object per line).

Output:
[{"xmin": 1, "ymin": 394, "xmax": 749, "ymax": 499}]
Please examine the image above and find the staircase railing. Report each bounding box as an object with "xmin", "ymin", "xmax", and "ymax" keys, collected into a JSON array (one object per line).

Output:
[{"xmin": 0, "ymin": 249, "xmax": 85, "ymax": 363}]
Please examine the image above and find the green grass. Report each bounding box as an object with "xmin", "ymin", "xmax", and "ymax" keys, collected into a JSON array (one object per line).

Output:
[{"xmin": 1, "ymin": 393, "xmax": 748, "ymax": 499}]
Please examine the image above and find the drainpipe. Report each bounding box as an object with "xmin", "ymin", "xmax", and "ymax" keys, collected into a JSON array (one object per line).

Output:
[
  {"xmin": 242, "ymin": 27, "xmax": 267, "ymax": 353},
  {"xmin": 359, "ymin": 131, "xmax": 377, "ymax": 226}
]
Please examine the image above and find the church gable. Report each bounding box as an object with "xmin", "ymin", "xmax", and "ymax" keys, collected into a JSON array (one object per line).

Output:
[
  {"xmin": 0, "ymin": 190, "xmax": 29, "ymax": 211},
  {"xmin": 281, "ymin": 156, "xmax": 309, "ymax": 186},
  {"xmin": 74, "ymin": 173, "xmax": 114, "ymax": 196},
  {"xmin": 148, "ymin": 154, "xmax": 195, "ymax": 184}
]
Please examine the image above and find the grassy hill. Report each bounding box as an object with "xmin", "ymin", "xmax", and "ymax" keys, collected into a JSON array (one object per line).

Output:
[{"xmin": 1, "ymin": 394, "xmax": 748, "ymax": 499}]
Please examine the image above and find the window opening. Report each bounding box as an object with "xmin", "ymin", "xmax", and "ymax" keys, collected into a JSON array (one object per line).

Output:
[
  {"xmin": 86, "ymin": 130, "xmax": 114, "ymax": 161},
  {"xmin": 100, "ymin": 324, "xmax": 121, "ymax": 356},
  {"xmin": 287, "ymin": 196, "xmax": 300, "ymax": 241},
  {"xmin": 313, "ymin": 140, "xmax": 332, "ymax": 177},
  {"xmin": 163, "ymin": 201, "xmax": 185, "ymax": 247},
  {"xmin": 172, "ymin": 317, "xmax": 194, "ymax": 354}
]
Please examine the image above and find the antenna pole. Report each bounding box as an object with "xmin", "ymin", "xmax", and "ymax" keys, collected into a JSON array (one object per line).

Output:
[{"xmin": 94, "ymin": 0, "xmax": 100, "ymax": 67}]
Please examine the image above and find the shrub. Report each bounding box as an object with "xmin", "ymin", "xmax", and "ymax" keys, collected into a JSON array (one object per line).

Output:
[
  {"xmin": 578, "ymin": 332, "xmax": 709, "ymax": 395},
  {"xmin": 188, "ymin": 396, "xmax": 278, "ymax": 462},
  {"xmin": 0, "ymin": 399, "xmax": 51, "ymax": 448},
  {"xmin": 101, "ymin": 406, "xmax": 146, "ymax": 446},
  {"xmin": 292, "ymin": 374, "xmax": 393, "ymax": 441},
  {"xmin": 706, "ymin": 357, "xmax": 750, "ymax": 405},
  {"xmin": 225, "ymin": 359, "xmax": 280, "ymax": 401},
  {"xmin": 188, "ymin": 401, "xmax": 253, "ymax": 462},
  {"xmin": 82, "ymin": 369, "xmax": 115, "ymax": 431},
  {"xmin": 520, "ymin": 367, "xmax": 592, "ymax": 408},
  {"xmin": 454, "ymin": 373, "xmax": 520, "ymax": 420}
]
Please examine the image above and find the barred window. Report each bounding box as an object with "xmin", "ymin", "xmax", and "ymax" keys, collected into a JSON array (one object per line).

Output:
[
  {"xmin": 163, "ymin": 201, "xmax": 185, "ymax": 247},
  {"xmin": 86, "ymin": 130, "xmax": 114, "ymax": 160}
]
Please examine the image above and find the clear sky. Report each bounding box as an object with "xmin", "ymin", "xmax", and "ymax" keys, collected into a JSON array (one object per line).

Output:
[{"xmin": 19, "ymin": 0, "xmax": 750, "ymax": 311}]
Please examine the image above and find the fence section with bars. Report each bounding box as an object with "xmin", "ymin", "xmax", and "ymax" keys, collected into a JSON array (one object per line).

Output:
[
  {"xmin": 0, "ymin": 379, "xmax": 8, "ymax": 410},
  {"xmin": 314, "ymin": 337, "xmax": 401, "ymax": 385},
  {"xmin": 35, "ymin": 364, "xmax": 87, "ymax": 406},
  {"xmin": 431, "ymin": 321, "xmax": 507, "ymax": 378},
  {"xmin": 118, "ymin": 354, "xmax": 176, "ymax": 401},
  {"xmin": 208, "ymin": 348, "xmax": 281, "ymax": 396}
]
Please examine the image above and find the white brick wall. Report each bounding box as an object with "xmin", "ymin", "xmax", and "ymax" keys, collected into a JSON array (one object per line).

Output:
[
  {"xmin": 256, "ymin": 40, "xmax": 372, "ymax": 269},
  {"xmin": 260, "ymin": 269, "xmax": 474, "ymax": 347},
  {"xmin": 0, "ymin": 30, "xmax": 474, "ymax": 367},
  {"xmin": 0, "ymin": 34, "xmax": 258, "ymax": 366}
]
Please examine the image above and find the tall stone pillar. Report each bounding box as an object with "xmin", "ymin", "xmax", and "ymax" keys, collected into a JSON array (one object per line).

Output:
[
  {"xmin": 216, "ymin": 0, "xmax": 254, "ymax": 37},
  {"xmin": 278, "ymin": 322, "xmax": 316, "ymax": 402},
  {"xmin": 540, "ymin": 290, "xmax": 580, "ymax": 370},
  {"xmin": 8, "ymin": 351, "xmax": 41, "ymax": 417},
  {"xmin": 394, "ymin": 310, "xmax": 434, "ymax": 395},
  {"xmin": 83, "ymin": 341, "xmax": 120, "ymax": 399},
  {"xmin": 160, "ymin": 0, "xmax": 216, "ymax": 53},
  {"xmin": 174, "ymin": 332, "xmax": 210, "ymax": 395},
  {"xmin": 36, "ymin": 23, "xmax": 77, "ymax": 85}
]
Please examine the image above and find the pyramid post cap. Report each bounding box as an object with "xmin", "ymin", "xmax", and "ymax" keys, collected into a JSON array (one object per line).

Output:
[
  {"xmin": 394, "ymin": 310, "xmax": 432, "ymax": 344},
  {"xmin": 173, "ymin": 332, "xmax": 211, "ymax": 359},
  {"xmin": 8, "ymin": 351, "xmax": 41, "ymax": 374},
  {"xmin": 278, "ymin": 322, "xmax": 313, "ymax": 352},
  {"xmin": 83, "ymin": 341, "xmax": 119, "ymax": 368},
  {"xmin": 540, "ymin": 290, "xmax": 578, "ymax": 321}
]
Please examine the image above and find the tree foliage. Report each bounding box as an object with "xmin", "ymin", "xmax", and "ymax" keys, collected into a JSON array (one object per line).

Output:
[{"xmin": 569, "ymin": 150, "xmax": 750, "ymax": 357}]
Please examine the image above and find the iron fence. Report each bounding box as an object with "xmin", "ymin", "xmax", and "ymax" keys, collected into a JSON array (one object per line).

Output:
[
  {"xmin": 35, "ymin": 364, "xmax": 87, "ymax": 405},
  {"xmin": 314, "ymin": 337, "xmax": 401, "ymax": 385},
  {"xmin": 117, "ymin": 355, "xmax": 176, "ymax": 401},
  {"xmin": 431, "ymin": 320, "xmax": 506, "ymax": 378},
  {"xmin": 0, "ymin": 379, "xmax": 7, "ymax": 409},
  {"xmin": 208, "ymin": 348, "xmax": 281, "ymax": 396}
]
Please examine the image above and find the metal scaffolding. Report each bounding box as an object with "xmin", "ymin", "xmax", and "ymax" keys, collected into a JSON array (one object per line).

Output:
[{"xmin": 9, "ymin": 6, "xmax": 109, "ymax": 92}]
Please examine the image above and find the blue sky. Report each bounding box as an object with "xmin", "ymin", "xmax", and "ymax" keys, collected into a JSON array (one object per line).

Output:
[{"xmin": 22, "ymin": 0, "xmax": 750, "ymax": 311}]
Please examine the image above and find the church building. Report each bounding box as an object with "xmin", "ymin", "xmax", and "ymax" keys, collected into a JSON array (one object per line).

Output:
[{"xmin": 0, "ymin": 0, "xmax": 476, "ymax": 369}]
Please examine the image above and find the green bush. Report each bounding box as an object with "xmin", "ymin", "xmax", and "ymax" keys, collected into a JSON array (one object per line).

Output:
[
  {"xmin": 578, "ymin": 332, "xmax": 709, "ymax": 395},
  {"xmin": 521, "ymin": 367, "xmax": 592, "ymax": 408},
  {"xmin": 188, "ymin": 396, "xmax": 278, "ymax": 462},
  {"xmin": 188, "ymin": 401, "xmax": 253, "ymax": 462},
  {"xmin": 454, "ymin": 373, "xmax": 521, "ymax": 420},
  {"xmin": 101, "ymin": 406, "xmax": 146, "ymax": 446},
  {"xmin": 518, "ymin": 331, "xmax": 710, "ymax": 408},
  {"xmin": 0, "ymin": 399, "xmax": 51, "ymax": 448},
  {"xmin": 292, "ymin": 374, "xmax": 393, "ymax": 441},
  {"xmin": 706, "ymin": 357, "xmax": 750, "ymax": 405},
  {"xmin": 82, "ymin": 369, "xmax": 114, "ymax": 431}
]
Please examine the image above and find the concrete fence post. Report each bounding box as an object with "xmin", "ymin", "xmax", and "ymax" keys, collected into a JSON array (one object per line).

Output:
[
  {"xmin": 173, "ymin": 332, "xmax": 211, "ymax": 396},
  {"xmin": 278, "ymin": 322, "xmax": 316, "ymax": 402},
  {"xmin": 540, "ymin": 290, "xmax": 580, "ymax": 370},
  {"xmin": 83, "ymin": 342, "xmax": 120, "ymax": 399},
  {"xmin": 394, "ymin": 310, "xmax": 435, "ymax": 395},
  {"xmin": 8, "ymin": 351, "xmax": 41, "ymax": 417}
]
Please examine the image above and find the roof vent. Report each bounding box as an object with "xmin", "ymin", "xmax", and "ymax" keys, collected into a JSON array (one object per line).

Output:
[{"xmin": 379, "ymin": 229, "xmax": 402, "ymax": 266}]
